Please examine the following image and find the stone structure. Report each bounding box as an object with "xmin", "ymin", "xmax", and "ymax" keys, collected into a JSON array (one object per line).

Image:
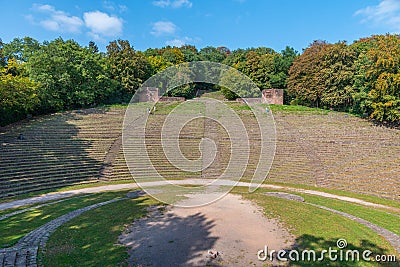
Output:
[
  {"xmin": 262, "ymin": 89, "xmax": 284, "ymax": 105},
  {"xmin": 137, "ymin": 87, "xmax": 160, "ymax": 102}
]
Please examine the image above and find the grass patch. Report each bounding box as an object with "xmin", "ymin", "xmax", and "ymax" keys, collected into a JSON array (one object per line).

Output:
[
  {"xmin": 263, "ymin": 104, "xmax": 333, "ymax": 115},
  {"xmin": 0, "ymin": 188, "xmax": 61, "ymax": 205},
  {"xmin": 200, "ymin": 90, "xmax": 227, "ymax": 101},
  {"xmin": 266, "ymin": 182, "xmax": 400, "ymax": 211},
  {"xmin": 235, "ymin": 188, "xmax": 398, "ymax": 266},
  {"xmin": 300, "ymin": 194, "xmax": 400, "ymax": 236},
  {"xmin": 42, "ymin": 195, "xmax": 158, "ymax": 267},
  {"xmin": 226, "ymin": 101, "xmax": 252, "ymax": 111},
  {"xmin": 153, "ymin": 101, "xmax": 205, "ymax": 115},
  {"xmin": 0, "ymin": 191, "xmax": 130, "ymax": 248}
]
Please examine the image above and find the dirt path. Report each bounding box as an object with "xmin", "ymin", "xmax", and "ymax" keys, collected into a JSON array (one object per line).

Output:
[
  {"xmin": 119, "ymin": 193, "xmax": 293, "ymax": 266},
  {"xmin": 1, "ymin": 180, "xmax": 398, "ymax": 213}
]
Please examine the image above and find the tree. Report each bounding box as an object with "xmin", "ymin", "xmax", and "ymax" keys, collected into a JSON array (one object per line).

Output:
[
  {"xmin": 288, "ymin": 41, "xmax": 358, "ymax": 110},
  {"xmin": 319, "ymin": 42, "xmax": 356, "ymax": 110},
  {"xmin": 352, "ymin": 34, "xmax": 400, "ymax": 123},
  {"xmin": 271, "ymin": 46, "xmax": 298, "ymax": 90},
  {"xmin": 161, "ymin": 46, "xmax": 185, "ymax": 64},
  {"xmin": 107, "ymin": 40, "xmax": 152, "ymax": 98},
  {"xmin": 28, "ymin": 38, "xmax": 116, "ymax": 111},
  {"xmin": 222, "ymin": 48, "xmax": 248, "ymax": 67},
  {"xmin": 179, "ymin": 45, "xmax": 202, "ymax": 62},
  {"xmin": 147, "ymin": 55, "xmax": 173, "ymax": 74},
  {"xmin": 0, "ymin": 39, "xmax": 5, "ymax": 67},
  {"xmin": 0, "ymin": 58, "xmax": 39, "ymax": 126},
  {"xmin": 220, "ymin": 68, "xmax": 260, "ymax": 100},
  {"xmin": 144, "ymin": 48, "xmax": 161, "ymax": 57},
  {"xmin": 88, "ymin": 41, "xmax": 99, "ymax": 53},
  {"xmin": 167, "ymin": 64, "xmax": 196, "ymax": 98},
  {"xmin": 3, "ymin": 37, "xmax": 40, "ymax": 62},
  {"xmin": 241, "ymin": 51, "xmax": 276, "ymax": 89},
  {"xmin": 199, "ymin": 46, "xmax": 227, "ymax": 62},
  {"xmin": 288, "ymin": 40, "xmax": 332, "ymax": 107},
  {"xmin": 222, "ymin": 47, "xmax": 292, "ymax": 93}
]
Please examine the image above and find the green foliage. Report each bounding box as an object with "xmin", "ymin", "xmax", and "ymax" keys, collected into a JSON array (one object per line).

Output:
[
  {"xmin": 319, "ymin": 42, "xmax": 357, "ymax": 110},
  {"xmin": 272, "ymin": 46, "xmax": 298, "ymax": 90},
  {"xmin": 147, "ymin": 55, "xmax": 173, "ymax": 74},
  {"xmin": 220, "ymin": 68, "xmax": 260, "ymax": 99},
  {"xmin": 239, "ymin": 50, "xmax": 276, "ymax": 89},
  {"xmin": 0, "ymin": 59, "xmax": 39, "ymax": 126},
  {"xmin": 288, "ymin": 40, "xmax": 332, "ymax": 107},
  {"xmin": 28, "ymin": 38, "xmax": 116, "ymax": 111},
  {"xmin": 167, "ymin": 64, "xmax": 196, "ymax": 98},
  {"xmin": 199, "ymin": 46, "xmax": 228, "ymax": 62},
  {"xmin": 1, "ymin": 34, "xmax": 400, "ymax": 126},
  {"xmin": 180, "ymin": 45, "xmax": 202, "ymax": 62},
  {"xmin": 0, "ymin": 39, "xmax": 6, "ymax": 67},
  {"xmin": 288, "ymin": 41, "xmax": 357, "ymax": 110},
  {"xmin": 107, "ymin": 40, "xmax": 152, "ymax": 98},
  {"xmin": 3, "ymin": 37, "xmax": 40, "ymax": 62},
  {"xmin": 220, "ymin": 85, "xmax": 238, "ymax": 100},
  {"xmin": 223, "ymin": 46, "xmax": 297, "ymax": 99},
  {"xmin": 287, "ymin": 34, "xmax": 400, "ymax": 123},
  {"xmin": 352, "ymin": 34, "xmax": 400, "ymax": 123},
  {"xmin": 161, "ymin": 46, "xmax": 185, "ymax": 64}
]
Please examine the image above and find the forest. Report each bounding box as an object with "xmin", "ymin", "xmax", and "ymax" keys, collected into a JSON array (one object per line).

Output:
[{"xmin": 0, "ymin": 34, "xmax": 399, "ymax": 126}]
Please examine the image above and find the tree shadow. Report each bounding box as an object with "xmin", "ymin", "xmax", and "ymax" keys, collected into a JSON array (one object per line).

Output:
[
  {"xmin": 282, "ymin": 234, "xmax": 397, "ymax": 266},
  {"xmin": 0, "ymin": 109, "xmax": 109, "ymax": 198},
  {"xmin": 121, "ymin": 209, "xmax": 220, "ymax": 267}
]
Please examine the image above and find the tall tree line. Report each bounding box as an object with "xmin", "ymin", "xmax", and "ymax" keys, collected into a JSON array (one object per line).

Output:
[
  {"xmin": 1, "ymin": 34, "xmax": 400, "ymax": 126},
  {"xmin": 288, "ymin": 34, "xmax": 400, "ymax": 124}
]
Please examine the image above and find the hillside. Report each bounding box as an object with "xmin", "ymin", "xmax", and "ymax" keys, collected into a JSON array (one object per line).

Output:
[{"xmin": 0, "ymin": 101, "xmax": 399, "ymax": 200}]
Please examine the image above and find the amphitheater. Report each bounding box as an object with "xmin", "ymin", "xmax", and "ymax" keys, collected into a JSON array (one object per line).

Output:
[
  {"xmin": 0, "ymin": 97, "xmax": 399, "ymax": 266},
  {"xmin": 1, "ymin": 100, "xmax": 399, "ymax": 200}
]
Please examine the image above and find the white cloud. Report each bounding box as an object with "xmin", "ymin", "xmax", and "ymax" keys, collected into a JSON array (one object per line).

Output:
[
  {"xmin": 28, "ymin": 4, "xmax": 124, "ymax": 40},
  {"xmin": 355, "ymin": 0, "xmax": 400, "ymax": 31},
  {"xmin": 103, "ymin": 1, "xmax": 128, "ymax": 13},
  {"xmin": 151, "ymin": 21, "xmax": 177, "ymax": 36},
  {"xmin": 84, "ymin": 11, "xmax": 123, "ymax": 37},
  {"xmin": 40, "ymin": 20, "xmax": 59, "ymax": 31},
  {"xmin": 32, "ymin": 4, "xmax": 84, "ymax": 33},
  {"xmin": 166, "ymin": 37, "xmax": 195, "ymax": 47},
  {"xmin": 166, "ymin": 39, "xmax": 185, "ymax": 47},
  {"xmin": 153, "ymin": 0, "xmax": 192, "ymax": 8}
]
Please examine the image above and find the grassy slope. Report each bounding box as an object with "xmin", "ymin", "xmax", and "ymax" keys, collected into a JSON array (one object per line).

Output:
[
  {"xmin": 42, "ymin": 195, "xmax": 158, "ymax": 267},
  {"xmin": 235, "ymin": 188, "xmax": 398, "ymax": 267}
]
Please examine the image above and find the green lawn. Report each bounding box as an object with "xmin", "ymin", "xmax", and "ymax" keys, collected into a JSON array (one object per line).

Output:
[
  {"xmin": 42, "ymin": 195, "xmax": 158, "ymax": 267},
  {"xmin": 266, "ymin": 104, "xmax": 334, "ymax": 115},
  {"xmin": 235, "ymin": 187, "xmax": 399, "ymax": 267},
  {"xmin": 266, "ymin": 182, "xmax": 400, "ymax": 211},
  {"xmin": 0, "ymin": 191, "xmax": 131, "ymax": 248}
]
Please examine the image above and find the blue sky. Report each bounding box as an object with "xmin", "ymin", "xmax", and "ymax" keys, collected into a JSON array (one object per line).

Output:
[{"xmin": 1, "ymin": 0, "xmax": 400, "ymax": 52}]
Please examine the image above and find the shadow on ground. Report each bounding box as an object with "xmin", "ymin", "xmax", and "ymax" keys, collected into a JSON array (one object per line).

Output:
[
  {"xmin": 121, "ymin": 209, "xmax": 219, "ymax": 267},
  {"xmin": 284, "ymin": 234, "xmax": 396, "ymax": 266},
  {"xmin": 0, "ymin": 109, "xmax": 109, "ymax": 198}
]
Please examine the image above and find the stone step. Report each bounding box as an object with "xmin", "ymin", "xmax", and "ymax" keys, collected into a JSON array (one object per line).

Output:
[{"xmin": 3, "ymin": 251, "xmax": 16, "ymax": 267}]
